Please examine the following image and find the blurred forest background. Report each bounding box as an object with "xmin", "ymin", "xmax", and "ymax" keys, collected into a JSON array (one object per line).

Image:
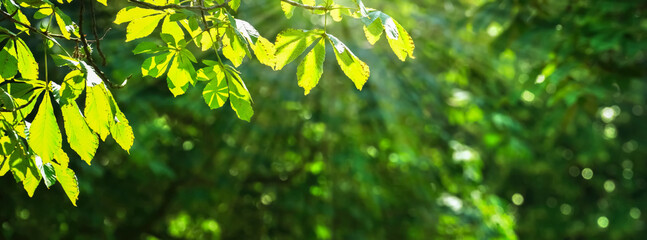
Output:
[{"xmin": 1, "ymin": 0, "xmax": 647, "ymax": 239}]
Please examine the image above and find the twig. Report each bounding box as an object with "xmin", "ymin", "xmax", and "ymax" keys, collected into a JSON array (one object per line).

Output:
[
  {"xmin": 79, "ymin": 0, "xmax": 125, "ymax": 89},
  {"xmin": 89, "ymin": 0, "xmax": 107, "ymax": 66},
  {"xmin": 128, "ymin": 0, "xmax": 231, "ymax": 11}
]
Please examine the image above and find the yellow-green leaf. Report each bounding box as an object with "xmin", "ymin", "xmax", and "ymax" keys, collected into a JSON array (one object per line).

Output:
[
  {"xmin": 85, "ymin": 84, "xmax": 113, "ymax": 140},
  {"xmin": 141, "ymin": 52, "xmax": 174, "ymax": 78},
  {"xmin": 61, "ymin": 101, "xmax": 98, "ymax": 165},
  {"xmin": 363, "ymin": 18, "xmax": 383, "ymax": 45},
  {"xmin": 166, "ymin": 52, "xmax": 195, "ymax": 96},
  {"xmin": 274, "ymin": 29, "xmax": 322, "ymax": 70},
  {"xmin": 15, "ymin": 38, "xmax": 39, "ymax": 79},
  {"xmin": 327, "ymin": 34, "xmax": 370, "ymax": 90},
  {"xmin": 280, "ymin": 1, "xmax": 295, "ymax": 19},
  {"xmin": 225, "ymin": 67, "xmax": 253, "ymax": 121},
  {"xmin": 125, "ymin": 14, "xmax": 166, "ymax": 42},
  {"xmin": 106, "ymin": 91, "xmax": 134, "ymax": 153},
  {"xmin": 200, "ymin": 64, "xmax": 228, "ymax": 109},
  {"xmin": 29, "ymin": 92, "xmax": 62, "ymax": 162},
  {"xmin": 385, "ymin": 19, "xmax": 415, "ymax": 61},
  {"xmin": 96, "ymin": 0, "xmax": 107, "ymax": 6},
  {"xmin": 297, "ymin": 38, "xmax": 325, "ymax": 95},
  {"xmin": 114, "ymin": 7, "xmax": 162, "ymax": 24},
  {"xmin": 54, "ymin": 7, "xmax": 79, "ymax": 40},
  {"xmin": 53, "ymin": 163, "xmax": 79, "ymax": 206}
]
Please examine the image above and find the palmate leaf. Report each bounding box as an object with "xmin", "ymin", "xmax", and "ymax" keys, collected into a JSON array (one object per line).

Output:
[
  {"xmin": 114, "ymin": 6, "xmax": 166, "ymax": 42},
  {"xmin": 198, "ymin": 63, "xmax": 228, "ymax": 109},
  {"xmin": 297, "ymin": 38, "xmax": 325, "ymax": 95},
  {"xmin": 222, "ymin": 27, "xmax": 248, "ymax": 67},
  {"xmin": 233, "ymin": 19, "xmax": 276, "ymax": 67},
  {"xmin": 327, "ymin": 34, "xmax": 370, "ymax": 90},
  {"xmin": 28, "ymin": 91, "xmax": 62, "ymax": 162},
  {"xmin": 362, "ymin": 11, "xmax": 415, "ymax": 61},
  {"xmin": 166, "ymin": 49, "xmax": 196, "ymax": 96},
  {"xmin": 274, "ymin": 29, "xmax": 323, "ymax": 70}
]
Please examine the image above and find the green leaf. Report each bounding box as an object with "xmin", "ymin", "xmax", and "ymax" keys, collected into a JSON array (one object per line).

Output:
[
  {"xmin": 84, "ymin": 84, "xmax": 113, "ymax": 140},
  {"xmin": 384, "ymin": 18, "xmax": 414, "ymax": 61},
  {"xmin": 327, "ymin": 34, "xmax": 370, "ymax": 90},
  {"xmin": 228, "ymin": 0, "xmax": 240, "ymax": 11},
  {"xmin": 114, "ymin": 7, "xmax": 162, "ymax": 24},
  {"xmin": 12, "ymin": 10, "xmax": 31, "ymax": 35},
  {"xmin": 61, "ymin": 101, "xmax": 98, "ymax": 165},
  {"xmin": 35, "ymin": 158, "xmax": 56, "ymax": 189},
  {"xmin": 28, "ymin": 92, "xmax": 62, "ymax": 162},
  {"xmin": 274, "ymin": 29, "xmax": 322, "ymax": 70},
  {"xmin": 200, "ymin": 64, "xmax": 228, "ymax": 109},
  {"xmin": 166, "ymin": 52, "xmax": 195, "ymax": 96},
  {"xmin": 54, "ymin": 7, "xmax": 79, "ymax": 40},
  {"xmin": 0, "ymin": 80, "xmax": 45, "ymax": 123},
  {"xmin": 9, "ymin": 150, "xmax": 41, "ymax": 197},
  {"xmin": 0, "ymin": 44, "xmax": 18, "ymax": 80},
  {"xmin": 222, "ymin": 28, "xmax": 248, "ymax": 67},
  {"xmin": 280, "ymin": 1, "xmax": 296, "ymax": 19},
  {"xmin": 125, "ymin": 13, "xmax": 166, "ymax": 42},
  {"xmin": 233, "ymin": 19, "xmax": 276, "ymax": 67},
  {"xmin": 161, "ymin": 16, "xmax": 185, "ymax": 46},
  {"xmin": 365, "ymin": 11, "xmax": 415, "ymax": 61},
  {"xmin": 106, "ymin": 91, "xmax": 134, "ymax": 153},
  {"xmin": 15, "ymin": 38, "xmax": 39, "ymax": 79},
  {"xmin": 0, "ymin": 136, "xmax": 15, "ymax": 176},
  {"xmin": 53, "ymin": 163, "xmax": 79, "ymax": 206},
  {"xmin": 297, "ymin": 38, "xmax": 325, "ymax": 95},
  {"xmin": 133, "ymin": 41, "xmax": 166, "ymax": 55},
  {"xmin": 60, "ymin": 70, "xmax": 85, "ymax": 103},
  {"xmin": 141, "ymin": 52, "xmax": 174, "ymax": 78},
  {"xmin": 363, "ymin": 18, "xmax": 383, "ymax": 45},
  {"xmin": 225, "ymin": 67, "xmax": 253, "ymax": 121}
]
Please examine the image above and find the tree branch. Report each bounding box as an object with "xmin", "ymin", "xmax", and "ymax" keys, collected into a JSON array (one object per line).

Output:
[
  {"xmin": 280, "ymin": 0, "xmax": 329, "ymax": 10},
  {"xmin": 79, "ymin": 0, "xmax": 125, "ymax": 89},
  {"xmin": 127, "ymin": 0, "xmax": 231, "ymax": 11}
]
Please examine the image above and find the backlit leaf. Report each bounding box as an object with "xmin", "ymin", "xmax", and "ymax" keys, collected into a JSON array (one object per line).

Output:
[
  {"xmin": 297, "ymin": 38, "xmax": 325, "ymax": 95},
  {"xmin": 53, "ymin": 163, "xmax": 79, "ymax": 206},
  {"xmin": 327, "ymin": 34, "xmax": 370, "ymax": 90},
  {"xmin": 29, "ymin": 92, "xmax": 62, "ymax": 162},
  {"xmin": 274, "ymin": 29, "xmax": 322, "ymax": 70}
]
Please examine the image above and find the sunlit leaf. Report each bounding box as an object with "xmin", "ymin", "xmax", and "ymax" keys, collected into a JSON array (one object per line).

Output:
[
  {"xmin": 29, "ymin": 92, "xmax": 62, "ymax": 162},
  {"xmin": 274, "ymin": 29, "xmax": 323, "ymax": 70},
  {"xmin": 297, "ymin": 38, "xmax": 325, "ymax": 95},
  {"xmin": 53, "ymin": 163, "xmax": 79, "ymax": 206},
  {"xmin": 200, "ymin": 64, "xmax": 228, "ymax": 109},
  {"xmin": 327, "ymin": 34, "xmax": 370, "ymax": 90},
  {"xmin": 61, "ymin": 101, "xmax": 98, "ymax": 165},
  {"xmin": 125, "ymin": 14, "xmax": 166, "ymax": 42}
]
